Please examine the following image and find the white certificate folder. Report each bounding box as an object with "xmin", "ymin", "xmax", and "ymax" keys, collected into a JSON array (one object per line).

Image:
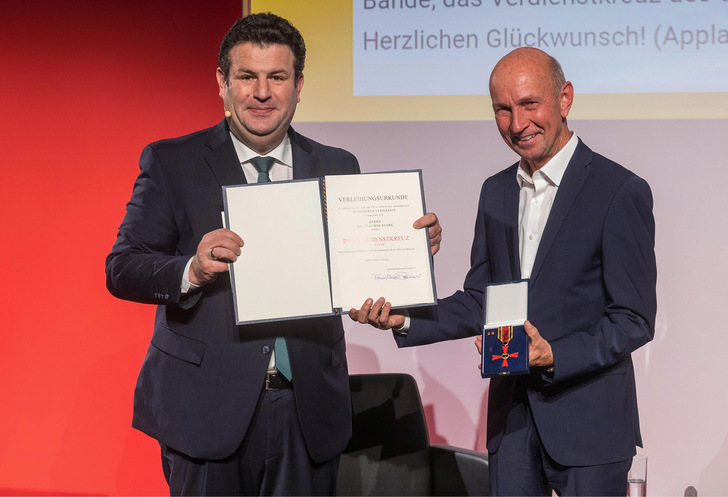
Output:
[{"xmin": 222, "ymin": 170, "xmax": 436, "ymax": 325}]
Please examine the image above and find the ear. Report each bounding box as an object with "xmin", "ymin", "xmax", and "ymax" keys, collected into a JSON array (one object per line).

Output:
[
  {"xmin": 560, "ymin": 81, "xmax": 574, "ymax": 119},
  {"xmin": 216, "ymin": 67, "xmax": 227, "ymax": 99},
  {"xmin": 295, "ymin": 73, "xmax": 304, "ymax": 103}
]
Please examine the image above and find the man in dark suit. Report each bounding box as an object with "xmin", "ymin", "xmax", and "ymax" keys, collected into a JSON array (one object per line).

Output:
[
  {"xmin": 350, "ymin": 47, "xmax": 656, "ymax": 495},
  {"xmin": 106, "ymin": 13, "xmax": 441, "ymax": 496}
]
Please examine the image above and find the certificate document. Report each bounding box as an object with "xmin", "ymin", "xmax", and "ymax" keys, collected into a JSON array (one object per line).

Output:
[
  {"xmin": 223, "ymin": 170, "xmax": 436, "ymax": 325},
  {"xmin": 325, "ymin": 171, "xmax": 435, "ymax": 310}
]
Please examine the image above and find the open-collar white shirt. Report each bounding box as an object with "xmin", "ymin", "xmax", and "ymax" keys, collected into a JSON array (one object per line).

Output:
[{"xmin": 516, "ymin": 132, "xmax": 578, "ymax": 279}]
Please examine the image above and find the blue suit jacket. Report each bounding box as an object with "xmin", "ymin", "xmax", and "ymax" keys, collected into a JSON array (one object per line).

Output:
[
  {"xmin": 398, "ymin": 139, "xmax": 656, "ymax": 466},
  {"xmin": 106, "ymin": 120, "xmax": 359, "ymax": 462}
]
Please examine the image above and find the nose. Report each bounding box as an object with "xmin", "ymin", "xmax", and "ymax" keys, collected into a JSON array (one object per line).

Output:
[
  {"xmin": 254, "ymin": 78, "xmax": 270, "ymax": 100},
  {"xmin": 510, "ymin": 108, "xmax": 528, "ymax": 134}
]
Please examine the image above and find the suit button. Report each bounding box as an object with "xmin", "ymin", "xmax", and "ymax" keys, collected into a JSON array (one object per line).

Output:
[{"xmin": 262, "ymin": 345, "xmax": 271, "ymax": 355}]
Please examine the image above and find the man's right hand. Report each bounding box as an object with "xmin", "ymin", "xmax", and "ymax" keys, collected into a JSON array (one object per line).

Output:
[{"xmin": 189, "ymin": 228, "xmax": 244, "ymax": 286}]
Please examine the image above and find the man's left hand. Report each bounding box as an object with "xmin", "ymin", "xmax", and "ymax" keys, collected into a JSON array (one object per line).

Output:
[
  {"xmin": 474, "ymin": 321, "xmax": 554, "ymax": 369},
  {"xmin": 414, "ymin": 212, "xmax": 442, "ymax": 255}
]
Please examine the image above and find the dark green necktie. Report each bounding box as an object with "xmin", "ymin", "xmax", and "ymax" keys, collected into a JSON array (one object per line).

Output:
[
  {"xmin": 250, "ymin": 156, "xmax": 292, "ymax": 381},
  {"xmin": 250, "ymin": 156, "xmax": 275, "ymax": 183}
]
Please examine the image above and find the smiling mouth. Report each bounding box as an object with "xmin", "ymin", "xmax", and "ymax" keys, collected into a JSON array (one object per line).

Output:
[
  {"xmin": 249, "ymin": 107, "xmax": 274, "ymax": 115},
  {"xmin": 514, "ymin": 134, "xmax": 537, "ymax": 143}
]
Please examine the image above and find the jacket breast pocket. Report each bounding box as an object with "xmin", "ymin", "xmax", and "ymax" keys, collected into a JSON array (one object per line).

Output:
[{"xmin": 151, "ymin": 324, "xmax": 206, "ymax": 366}]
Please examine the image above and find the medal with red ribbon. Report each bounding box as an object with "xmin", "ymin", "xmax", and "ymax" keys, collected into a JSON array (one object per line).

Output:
[{"xmin": 492, "ymin": 325, "xmax": 518, "ymax": 368}]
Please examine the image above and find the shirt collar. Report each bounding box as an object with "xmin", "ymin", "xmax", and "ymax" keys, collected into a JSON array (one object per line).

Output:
[
  {"xmin": 229, "ymin": 132, "xmax": 293, "ymax": 168},
  {"xmin": 517, "ymin": 132, "xmax": 578, "ymax": 189}
]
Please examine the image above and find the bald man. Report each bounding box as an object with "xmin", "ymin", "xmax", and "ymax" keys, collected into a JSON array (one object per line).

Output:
[{"xmin": 351, "ymin": 48, "xmax": 656, "ymax": 495}]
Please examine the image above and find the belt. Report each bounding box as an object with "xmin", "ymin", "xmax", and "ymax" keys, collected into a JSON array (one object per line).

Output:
[{"xmin": 265, "ymin": 370, "xmax": 293, "ymax": 391}]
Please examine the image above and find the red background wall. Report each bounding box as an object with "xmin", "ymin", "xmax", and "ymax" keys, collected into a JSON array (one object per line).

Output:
[{"xmin": 0, "ymin": 1, "xmax": 242, "ymax": 494}]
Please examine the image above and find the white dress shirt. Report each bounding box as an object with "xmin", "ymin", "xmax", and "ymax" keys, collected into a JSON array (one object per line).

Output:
[{"xmin": 232, "ymin": 132, "xmax": 294, "ymax": 184}]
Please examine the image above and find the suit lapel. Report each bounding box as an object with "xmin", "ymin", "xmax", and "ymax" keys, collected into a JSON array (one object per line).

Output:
[
  {"xmin": 529, "ymin": 140, "xmax": 593, "ymax": 284},
  {"xmin": 289, "ymin": 127, "xmax": 325, "ymax": 180},
  {"xmin": 201, "ymin": 124, "xmax": 325, "ymax": 187},
  {"xmin": 203, "ymin": 119, "xmax": 246, "ymax": 187},
  {"xmin": 501, "ymin": 166, "xmax": 522, "ymax": 280}
]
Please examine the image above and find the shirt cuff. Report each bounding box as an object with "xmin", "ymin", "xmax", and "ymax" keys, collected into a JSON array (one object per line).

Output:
[
  {"xmin": 181, "ymin": 257, "xmax": 200, "ymax": 294},
  {"xmin": 392, "ymin": 311, "xmax": 410, "ymax": 336}
]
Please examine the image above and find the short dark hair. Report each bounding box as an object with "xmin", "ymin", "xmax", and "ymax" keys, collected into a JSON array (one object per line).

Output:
[{"xmin": 218, "ymin": 12, "xmax": 306, "ymax": 82}]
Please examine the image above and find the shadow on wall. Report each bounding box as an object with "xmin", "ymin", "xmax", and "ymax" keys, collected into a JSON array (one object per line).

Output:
[
  {"xmin": 346, "ymin": 342, "xmax": 382, "ymax": 373},
  {"xmin": 474, "ymin": 384, "xmax": 489, "ymax": 453},
  {"xmin": 699, "ymin": 432, "xmax": 728, "ymax": 496},
  {"xmin": 417, "ymin": 365, "xmax": 476, "ymax": 447}
]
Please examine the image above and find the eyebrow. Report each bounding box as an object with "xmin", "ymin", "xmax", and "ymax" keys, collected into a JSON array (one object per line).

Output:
[{"xmin": 234, "ymin": 68, "xmax": 290, "ymax": 76}]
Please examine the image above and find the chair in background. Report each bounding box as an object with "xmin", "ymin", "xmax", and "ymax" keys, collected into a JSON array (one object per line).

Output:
[{"xmin": 335, "ymin": 373, "xmax": 490, "ymax": 496}]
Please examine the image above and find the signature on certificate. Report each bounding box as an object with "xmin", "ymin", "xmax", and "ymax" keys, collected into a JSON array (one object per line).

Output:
[{"xmin": 372, "ymin": 271, "xmax": 423, "ymax": 281}]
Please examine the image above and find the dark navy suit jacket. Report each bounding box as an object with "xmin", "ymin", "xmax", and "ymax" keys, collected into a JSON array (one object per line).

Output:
[
  {"xmin": 398, "ymin": 139, "xmax": 656, "ymax": 466},
  {"xmin": 106, "ymin": 120, "xmax": 359, "ymax": 462}
]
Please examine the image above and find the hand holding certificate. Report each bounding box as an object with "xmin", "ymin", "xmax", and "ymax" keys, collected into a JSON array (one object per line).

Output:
[{"xmin": 222, "ymin": 170, "xmax": 437, "ymax": 325}]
